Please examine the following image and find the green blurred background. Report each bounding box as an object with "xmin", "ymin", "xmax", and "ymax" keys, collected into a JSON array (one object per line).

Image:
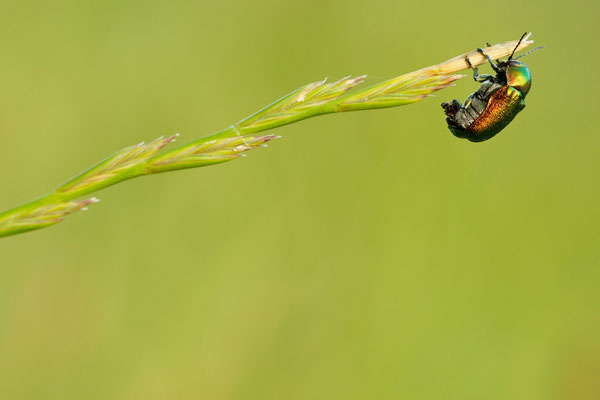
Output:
[{"xmin": 1, "ymin": 0, "xmax": 598, "ymax": 399}]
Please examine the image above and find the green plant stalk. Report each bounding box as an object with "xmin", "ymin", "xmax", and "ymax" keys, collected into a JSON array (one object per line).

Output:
[{"xmin": 0, "ymin": 35, "xmax": 535, "ymax": 238}]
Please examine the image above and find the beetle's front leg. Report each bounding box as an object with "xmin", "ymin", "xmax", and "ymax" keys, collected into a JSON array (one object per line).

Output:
[{"xmin": 476, "ymin": 48, "xmax": 500, "ymax": 72}]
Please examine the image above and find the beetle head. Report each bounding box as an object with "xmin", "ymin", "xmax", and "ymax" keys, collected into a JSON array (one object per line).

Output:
[{"xmin": 495, "ymin": 33, "xmax": 541, "ymax": 97}]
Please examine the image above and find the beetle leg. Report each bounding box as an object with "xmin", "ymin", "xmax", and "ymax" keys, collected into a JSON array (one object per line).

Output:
[
  {"xmin": 466, "ymin": 55, "xmax": 494, "ymax": 83},
  {"xmin": 474, "ymin": 73, "xmax": 494, "ymax": 82},
  {"xmin": 465, "ymin": 56, "xmax": 478, "ymax": 81},
  {"xmin": 464, "ymin": 93, "xmax": 474, "ymax": 108},
  {"xmin": 477, "ymin": 48, "xmax": 500, "ymax": 73}
]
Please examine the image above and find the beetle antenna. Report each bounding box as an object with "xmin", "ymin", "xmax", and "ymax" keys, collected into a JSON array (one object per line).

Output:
[
  {"xmin": 508, "ymin": 32, "xmax": 529, "ymax": 61},
  {"xmin": 514, "ymin": 46, "xmax": 545, "ymax": 60}
]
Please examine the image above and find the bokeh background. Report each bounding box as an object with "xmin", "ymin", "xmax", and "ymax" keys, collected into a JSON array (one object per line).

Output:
[{"xmin": 0, "ymin": 0, "xmax": 598, "ymax": 399}]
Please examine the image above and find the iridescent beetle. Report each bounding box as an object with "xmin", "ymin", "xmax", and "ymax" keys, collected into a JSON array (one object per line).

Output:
[{"xmin": 441, "ymin": 33, "xmax": 543, "ymax": 142}]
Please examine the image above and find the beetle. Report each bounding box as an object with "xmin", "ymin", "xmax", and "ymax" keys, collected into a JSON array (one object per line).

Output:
[{"xmin": 441, "ymin": 33, "xmax": 543, "ymax": 142}]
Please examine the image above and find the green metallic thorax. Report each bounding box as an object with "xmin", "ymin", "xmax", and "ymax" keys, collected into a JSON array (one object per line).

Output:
[{"xmin": 505, "ymin": 61, "xmax": 531, "ymax": 96}]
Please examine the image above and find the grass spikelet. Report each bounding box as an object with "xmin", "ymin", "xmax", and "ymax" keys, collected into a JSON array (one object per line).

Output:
[
  {"xmin": 0, "ymin": 198, "xmax": 99, "ymax": 238},
  {"xmin": 147, "ymin": 134, "xmax": 280, "ymax": 173},
  {"xmin": 57, "ymin": 135, "xmax": 178, "ymax": 196}
]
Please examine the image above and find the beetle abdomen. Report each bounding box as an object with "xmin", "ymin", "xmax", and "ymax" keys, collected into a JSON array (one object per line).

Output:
[{"xmin": 465, "ymin": 86, "xmax": 525, "ymax": 142}]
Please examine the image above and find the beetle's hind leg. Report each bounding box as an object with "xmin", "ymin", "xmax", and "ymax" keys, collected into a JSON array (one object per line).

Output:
[
  {"xmin": 466, "ymin": 55, "xmax": 494, "ymax": 83},
  {"xmin": 464, "ymin": 92, "xmax": 475, "ymax": 108}
]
